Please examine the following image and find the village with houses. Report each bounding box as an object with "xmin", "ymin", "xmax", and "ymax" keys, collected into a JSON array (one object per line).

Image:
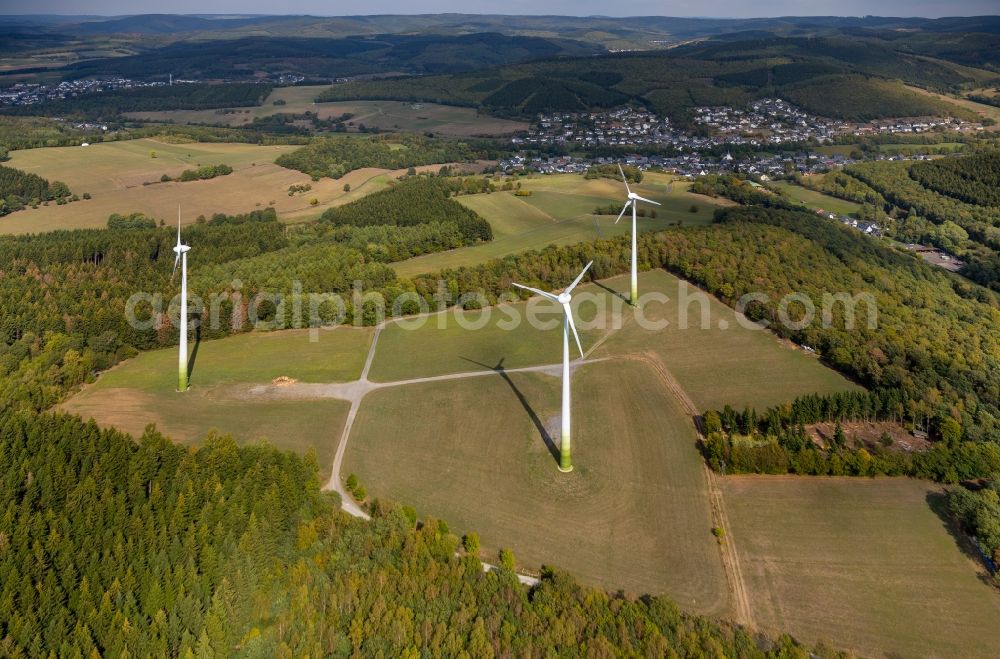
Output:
[
  {"xmin": 0, "ymin": 75, "xmax": 302, "ymax": 108},
  {"xmin": 497, "ymin": 98, "xmax": 986, "ymax": 272},
  {"xmin": 0, "ymin": 78, "xmax": 170, "ymax": 107},
  {"xmin": 513, "ymin": 99, "xmax": 978, "ymax": 151}
]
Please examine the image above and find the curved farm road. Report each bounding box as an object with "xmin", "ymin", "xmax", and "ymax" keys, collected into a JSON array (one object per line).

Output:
[{"xmin": 248, "ymin": 316, "xmax": 605, "ymax": 588}]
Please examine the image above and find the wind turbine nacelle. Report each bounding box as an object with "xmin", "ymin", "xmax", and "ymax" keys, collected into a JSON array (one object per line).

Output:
[
  {"xmin": 557, "ymin": 292, "xmax": 572, "ymax": 305},
  {"xmin": 173, "ymin": 244, "xmax": 191, "ymax": 254}
]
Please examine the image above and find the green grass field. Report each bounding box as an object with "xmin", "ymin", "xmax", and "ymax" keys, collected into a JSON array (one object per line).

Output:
[
  {"xmin": 124, "ymin": 88, "xmax": 528, "ymax": 137},
  {"xmin": 370, "ymin": 270, "xmax": 857, "ymax": 413},
  {"xmin": 367, "ymin": 292, "xmax": 606, "ymax": 382},
  {"xmin": 93, "ymin": 328, "xmax": 374, "ymax": 389},
  {"xmin": 591, "ymin": 271, "xmax": 860, "ymax": 412},
  {"xmin": 769, "ymin": 180, "xmax": 863, "ymax": 216},
  {"xmin": 392, "ymin": 173, "xmax": 723, "ymax": 277},
  {"xmin": 345, "ymin": 359, "xmax": 730, "ymax": 611},
  {"xmin": 722, "ymin": 476, "xmax": 1000, "ymax": 658},
  {"xmin": 59, "ymin": 328, "xmax": 372, "ymax": 478}
]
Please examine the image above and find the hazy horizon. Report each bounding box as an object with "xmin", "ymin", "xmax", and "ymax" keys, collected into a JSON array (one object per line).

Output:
[{"xmin": 1, "ymin": 1, "xmax": 997, "ymax": 19}]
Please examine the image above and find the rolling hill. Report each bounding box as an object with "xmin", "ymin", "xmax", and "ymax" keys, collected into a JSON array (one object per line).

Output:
[{"xmin": 319, "ymin": 37, "xmax": 982, "ymax": 124}]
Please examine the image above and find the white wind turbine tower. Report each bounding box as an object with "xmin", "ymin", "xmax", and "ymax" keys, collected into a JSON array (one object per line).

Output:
[
  {"xmin": 512, "ymin": 261, "xmax": 592, "ymax": 473},
  {"xmin": 171, "ymin": 209, "xmax": 191, "ymax": 392},
  {"xmin": 614, "ymin": 163, "xmax": 660, "ymax": 306}
]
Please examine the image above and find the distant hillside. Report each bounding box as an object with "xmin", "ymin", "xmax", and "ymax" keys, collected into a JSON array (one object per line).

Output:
[
  {"xmin": 68, "ymin": 13, "xmax": 283, "ymax": 35},
  {"xmin": 5, "ymin": 14, "xmax": 1000, "ymax": 84},
  {"xmin": 319, "ymin": 37, "xmax": 981, "ymax": 124},
  {"xmin": 0, "ymin": 13, "xmax": 977, "ymax": 53},
  {"xmin": 47, "ymin": 33, "xmax": 602, "ymax": 80}
]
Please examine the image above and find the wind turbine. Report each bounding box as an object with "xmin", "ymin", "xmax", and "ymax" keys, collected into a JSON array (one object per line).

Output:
[
  {"xmin": 614, "ymin": 164, "xmax": 660, "ymax": 306},
  {"xmin": 512, "ymin": 261, "xmax": 592, "ymax": 473},
  {"xmin": 171, "ymin": 208, "xmax": 191, "ymax": 392}
]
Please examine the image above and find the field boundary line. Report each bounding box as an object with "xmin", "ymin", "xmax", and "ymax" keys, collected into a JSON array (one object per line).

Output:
[{"xmin": 624, "ymin": 351, "xmax": 754, "ymax": 628}]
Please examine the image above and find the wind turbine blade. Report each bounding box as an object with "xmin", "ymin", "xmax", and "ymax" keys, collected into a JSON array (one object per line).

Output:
[
  {"xmin": 176, "ymin": 207, "xmax": 182, "ymax": 244},
  {"xmin": 565, "ymin": 260, "xmax": 593, "ymax": 295},
  {"xmin": 614, "ymin": 200, "xmax": 632, "ymax": 224},
  {"xmin": 512, "ymin": 282, "xmax": 559, "ymax": 302},
  {"xmin": 171, "ymin": 253, "xmax": 179, "ymax": 279},
  {"xmin": 564, "ymin": 303, "xmax": 584, "ymax": 359},
  {"xmin": 618, "ymin": 163, "xmax": 631, "ymax": 195},
  {"xmin": 633, "ymin": 195, "xmax": 661, "ymax": 206}
]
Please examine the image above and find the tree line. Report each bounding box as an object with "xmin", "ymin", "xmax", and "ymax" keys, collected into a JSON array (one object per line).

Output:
[
  {"xmin": 174, "ymin": 163, "xmax": 233, "ymax": 182},
  {"xmin": 585, "ymin": 163, "xmax": 642, "ymax": 183},
  {"xmin": 949, "ymin": 480, "xmax": 1000, "ymax": 571},
  {"xmin": 0, "ymin": 164, "xmax": 73, "ymax": 216},
  {"xmin": 700, "ymin": 388, "xmax": 1000, "ymax": 483}
]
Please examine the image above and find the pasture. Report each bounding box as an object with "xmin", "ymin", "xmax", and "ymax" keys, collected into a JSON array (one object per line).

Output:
[
  {"xmin": 345, "ymin": 359, "xmax": 730, "ymax": 612},
  {"xmin": 722, "ymin": 476, "xmax": 1000, "ymax": 658},
  {"xmin": 369, "ymin": 269, "xmax": 857, "ymax": 412},
  {"xmin": 588, "ymin": 270, "xmax": 859, "ymax": 412},
  {"xmin": 59, "ymin": 328, "xmax": 373, "ymax": 478},
  {"xmin": 125, "ymin": 86, "xmax": 528, "ymax": 136},
  {"xmin": 392, "ymin": 172, "xmax": 723, "ymax": 277},
  {"xmin": 367, "ymin": 290, "xmax": 608, "ymax": 382},
  {"xmin": 0, "ymin": 138, "xmax": 468, "ymax": 233},
  {"xmin": 769, "ymin": 180, "xmax": 863, "ymax": 216}
]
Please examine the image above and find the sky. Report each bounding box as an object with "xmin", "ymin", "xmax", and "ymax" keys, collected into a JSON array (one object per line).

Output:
[{"xmin": 0, "ymin": 1, "xmax": 997, "ymax": 18}]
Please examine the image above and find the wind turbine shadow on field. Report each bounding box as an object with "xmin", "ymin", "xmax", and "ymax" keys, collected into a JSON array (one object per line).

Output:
[
  {"xmin": 461, "ymin": 356, "xmax": 560, "ymax": 465},
  {"xmin": 592, "ymin": 280, "xmax": 630, "ymax": 305},
  {"xmin": 187, "ymin": 325, "xmax": 202, "ymax": 385}
]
